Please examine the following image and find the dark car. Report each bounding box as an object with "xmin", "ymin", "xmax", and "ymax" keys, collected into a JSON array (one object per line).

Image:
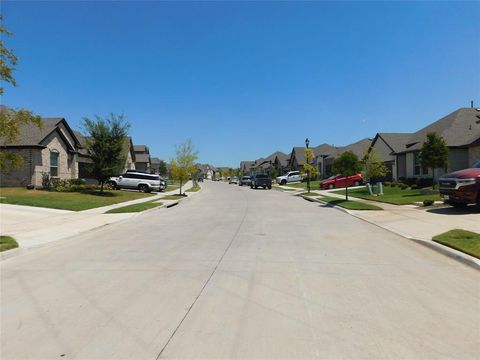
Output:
[
  {"xmin": 439, "ymin": 161, "xmax": 480, "ymax": 207},
  {"xmin": 239, "ymin": 176, "xmax": 252, "ymax": 186},
  {"xmin": 250, "ymin": 174, "xmax": 272, "ymax": 189}
]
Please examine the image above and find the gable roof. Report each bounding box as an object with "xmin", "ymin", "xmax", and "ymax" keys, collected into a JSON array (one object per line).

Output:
[
  {"xmin": 290, "ymin": 146, "xmax": 307, "ymax": 166},
  {"xmin": 373, "ymin": 133, "xmax": 412, "ymax": 154},
  {"xmin": 135, "ymin": 153, "xmax": 150, "ymax": 163},
  {"xmin": 400, "ymin": 108, "xmax": 480, "ymax": 153},
  {"xmin": 150, "ymin": 157, "xmax": 161, "ymax": 165},
  {"xmin": 313, "ymin": 143, "xmax": 338, "ymax": 157},
  {"xmin": 0, "ymin": 110, "xmax": 80, "ymax": 152},
  {"xmin": 133, "ymin": 144, "xmax": 149, "ymax": 153}
]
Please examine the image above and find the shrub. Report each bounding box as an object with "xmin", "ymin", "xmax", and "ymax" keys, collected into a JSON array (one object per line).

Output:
[
  {"xmin": 399, "ymin": 183, "xmax": 409, "ymax": 190},
  {"xmin": 417, "ymin": 178, "xmax": 434, "ymax": 188},
  {"xmin": 423, "ymin": 199, "xmax": 434, "ymax": 206},
  {"xmin": 41, "ymin": 172, "xmax": 52, "ymax": 191},
  {"xmin": 410, "ymin": 184, "xmax": 419, "ymax": 190},
  {"xmin": 383, "ymin": 181, "xmax": 392, "ymax": 187},
  {"xmin": 26, "ymin": 184, "xmax": 35, "ymax": 190},
  {"xmin": 68, "ymin": 178, "xmax": 86, "ymax": 186},
  {"xmin": 390, "ymin": 182, "xmax": 399, "ymax": 187}
]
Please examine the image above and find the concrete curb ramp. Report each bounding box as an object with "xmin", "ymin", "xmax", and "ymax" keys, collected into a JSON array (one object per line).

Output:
[{"xmin": 300, "ymin": 194, "xmax": 480, "ymax": 271}]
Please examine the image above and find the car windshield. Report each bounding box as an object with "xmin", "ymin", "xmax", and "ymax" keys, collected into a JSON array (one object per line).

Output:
[{"xmin": 242, "ymin": 176, "xmax": 250, "ymax": 180}]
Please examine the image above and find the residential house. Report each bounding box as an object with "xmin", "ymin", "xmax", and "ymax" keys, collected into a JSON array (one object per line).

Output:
[
  {"xmin": 322, "ymin": 138, "xmax": 372, "ymax": 177},
  {"xmin": 369, "ymin": 133, "xmax": 412, "ymax": 181},
  {"xmin": 287, "ymin": 147, "xmax": 306, "ymax": 172},
  {"xmin": 197, "ymin": 164, "xmax": 217, "ymax": 180},
  {"xmin": 150, "ymin": 157, "xmax": 162, "ymax": 174},
  {"xmin": 0, "ymin": 107, "xmax": 80, "ymax": 187},
  {"xmin": 134, "ymin": 145, "xmax": 151, "ymax": 172},
  {"xmin": 395, "ymin": 107, "xmax": 480, "ymax": 180},
  {"xmin": 239, "ymin": 161, "xmax": 255, "ymax": 175},
  {"xmin": 253, "ymin": 151, "xmax": 290, "ymax": 176}
]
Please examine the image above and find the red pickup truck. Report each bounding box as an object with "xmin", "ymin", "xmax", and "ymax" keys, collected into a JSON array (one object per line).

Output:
[{"xmin": 439, "ymin": 161, "xmax": 480, "ymax": 207}]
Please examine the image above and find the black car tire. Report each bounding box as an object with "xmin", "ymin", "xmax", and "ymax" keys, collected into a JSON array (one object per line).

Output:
[
  {"xmin": 449, "ymin": 201, "xmax": 467, "ymax": 208},
  {"xmin": 268, "ymin": 185, "xmax": 272, "ymax": 190},
  {"xmin": 138, "ymin": 184, "xmax": 149, "ymax": 193},
  {"xmin": 281, "ymin": 179, "xmax": 287, "ymax": 185}
]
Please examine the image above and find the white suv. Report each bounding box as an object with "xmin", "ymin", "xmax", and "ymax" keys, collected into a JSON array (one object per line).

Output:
[
  {"xmin": 276, "ymin": 171, "xmax": 303, "ymax": 185},
  {"xmin": 108, "ymin": 171, "xmax": 166, "ymax": 192}
]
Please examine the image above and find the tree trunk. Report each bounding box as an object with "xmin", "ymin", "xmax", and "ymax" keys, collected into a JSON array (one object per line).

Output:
[
  {"xmin": 100, "ymin": 181, "xmax": 104, "ymax": 194},
  {"xmin": 346, "ymin": 185, "xmax": 349, "ymax": 201},
  {"xmin": 179, "ymin": 180, "xmax": 183, "ymax": 195},
  {"xmin": 432, "ymin": 168, "xmax": 435, "ymax": 189}
]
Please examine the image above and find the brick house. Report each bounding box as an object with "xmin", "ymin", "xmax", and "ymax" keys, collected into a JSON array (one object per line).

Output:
[{"xmin": 0, "ymin": 113, "xmax": 80, "ymax": 187}]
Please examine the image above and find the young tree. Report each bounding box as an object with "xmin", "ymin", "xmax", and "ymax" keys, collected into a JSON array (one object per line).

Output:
[
  {"xmin": 82, "ymin": 114, "xmax": 130, "ymax": 193},
  {"xmin": 269, "ymin": 166, "xmax": 278, "ymax": 180},
  {"xmin": 332, "ymin": 151, "xmax": 362, "ymax": 200},
  {"xmin": 171, "ymin": 139, "xmax": 198, "ymax": 194},
  {"xmin": 419, "ymin": 132, "xmax": 449, "ymax": 189},
  {"xmin": 303, "ymin": 148, "xmax": 319, "ymax": 193},
  {"xmin": 0, "ymin": 16, "xmax": 42, "ymax": 172},
  {"xmin": 362, "ymin": 148, "xmax": 389, "ymax": 184}
]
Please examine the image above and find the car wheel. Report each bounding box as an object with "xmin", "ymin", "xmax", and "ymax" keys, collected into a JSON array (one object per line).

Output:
[
  {"xmin": 328, "ymin": 184, "xmax": 335, "ymax": 189},
  {"xmin": 263, "ymin": 186, "xmax": 266, "ymax": 189},
  {"xmin": 354, "ymin": 181, "xmax": 360, "ymax": 186},
  {"xmin": 281, "ymin": 179, "xmax": 287, "ymax": 185},
  {"xmin": 138, "ymin": 184, "xmax": 149, "ymax": 193},
  {"xmin": 268, "ymin": 185, "xmax": 272, "ymax": 190},
  {"xmin": 255, "ymin": 185, "xmax": 258, "ymax": 189}
]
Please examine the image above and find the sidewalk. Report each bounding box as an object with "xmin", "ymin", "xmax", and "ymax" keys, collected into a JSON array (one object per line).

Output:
[
  {"xmin": 299, "ymin": 188, "xmax": 480, "ymax": 269},
  {"xmin": 0, "ymin": 181, "xmax": 193, "ymax": 254}
]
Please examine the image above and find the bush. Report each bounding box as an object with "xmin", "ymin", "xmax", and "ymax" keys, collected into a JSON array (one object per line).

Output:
[
  {"xmin": 383, "ymin": 181, "xmax": 392, "ymax": 187},
  {"xmin": 400, "ymin": 178, "xmax": 417, "ymax": 186},
  {"xmin": 410, "ymin": 184, "xmax": 419, "ymax": 190},
  {"xmin": 41, "ymin": 172, "xmax": 52, "ymax": 191},
  {"xmin": 399, "ymin": 183, "xmax": 409, "ymax": 190},
  {"xmin": 417, "ymin": 178, "xmax": 433, "ymax": 188},
  {"xmin": 390, "ymin": 182, "xmax": 399, "ymax": 187},
  {"xmin": 68, "ymin": 178, "xmax": 86, "ymax": 186},
  {"xmin": 423, "ymin": 199, "xmax": 434, "ymax": 206}
]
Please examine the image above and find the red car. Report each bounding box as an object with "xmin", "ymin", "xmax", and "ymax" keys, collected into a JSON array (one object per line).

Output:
[
  {"xmin": 439, "ymin": 161, "xmax": 480, "ymax": 207},
  {"xmin": 320, "ymin": 173, "xmax": 363, "ymax": 189}
]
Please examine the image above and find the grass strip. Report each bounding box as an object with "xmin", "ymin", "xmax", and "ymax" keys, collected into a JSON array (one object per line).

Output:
[
  {"xmin": 432, "ymin": 229, "xmax": 480, "ymax": 259},
  {"xmin": 105, "ymin": 200, "xmax": 163, "ymax": 214},
  {"xmin": 186, "ymin": 185, "xmax": 201, "ymax": 192},
  {"xmin": 317, "ymin": 196, "xmax": 383, "ymax": 210},
  {"xmin": 0, "ymin": 236, "xmax": 19, "ymax": 252},
  {"xmin": 332, "ymin": 186, "xmax": 440, "ymax": 205},
  {"xmin": 161, "ymin": 194, "xmax": 187, "ymax": 201},
  {"xmin": 0, "ymin": 187, "xmax": 153, "ymax": 211},
  {"xmin": 299, "ymin": 191, "xmax": 321, "ymax": 196}
]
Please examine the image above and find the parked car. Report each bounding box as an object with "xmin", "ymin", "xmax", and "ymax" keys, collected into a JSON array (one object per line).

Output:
[
  {"xmin": 320, "ymin": 173, "xmax": 363, "ymax": 189},
  {"xmin": 108, "ymin": 171, "xmax": 166, "ymax": 192},
  {"xmin": 251, "ymin": 174, "xmax": 272, "ymax": 189},
  {"xmin": 239, "ymin": 176, "xmax": 252, "ymax": 186},
  {"xmin": 439, "ymin": 161, "xmax": 480, "ymax": 207},
  {"xmin": 229, "ymin": 176, "xmax": 238, "ymax": 184},
  {"xmin": 276, "ymin": 171, "xmax": 303, "ymax": 185}
]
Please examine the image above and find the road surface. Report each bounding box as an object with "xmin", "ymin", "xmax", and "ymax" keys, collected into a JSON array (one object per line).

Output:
[{"xmin": 1, "ymin": 181, "xmax": 479, "ymax": 359}]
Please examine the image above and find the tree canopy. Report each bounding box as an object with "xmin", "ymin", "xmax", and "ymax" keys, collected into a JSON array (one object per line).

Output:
[
  {"xmin": 419, "ymin": 132, "xmax": 449, "ymax": 188},
  {"xmin": 82, "ymin": 114, "xmax": 130, "ymax": 193},
  {"xmin": 169, "ymin": 139, "xmax": 198, "ymax": 194},
  {"xmin": 332, "ymin": 151, "xmax": 362, "ymax": 200},
  {"xmin": 362, "ymin": 148, "xmax": 389, "ymax": 183}
]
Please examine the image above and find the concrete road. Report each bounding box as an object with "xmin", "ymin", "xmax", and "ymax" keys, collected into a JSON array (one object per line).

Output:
[{"xmin": 1, "ymin": 181, "xmax": 479, "ymax": 359}]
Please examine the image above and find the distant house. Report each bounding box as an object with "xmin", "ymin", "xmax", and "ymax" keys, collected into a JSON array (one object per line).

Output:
[
  {"xmin": 240, "ymin": 161, "xmax": 255, "ymax": 175},
  {"xmin": 322, "ymin": 138, "xmax": 372, "ymax": 177},
  {"xmin": 197, "ymin": 164, "xmax": 217, "ymax": 180},
  {"xmin": 395, "ymin": 107, "xmax": 480, "ymax": 180},
  {"xmin": 253, "ymin": 151, "xmax": 290, "ymax": 175},
  {"xmin": 287, "ymin": 147, "xmax": 306, "ymax": 172},
  {"xmin": 134, "ymin": 145, "xmax": 151, "ymax": 172},
  {"xmin": 0, "ymin": 108, "xmax": 80, "ymax": 187},
  {"xmin": 150, "ymin": 157, "xmax": 162, "ymax": 174},
  {"xmin": 369, "ymin": 133, "xmax": 412, "ymax": 181},
  {"xmin": 76, "ymin": 133, "xmax": 136, "ymax": 181}
]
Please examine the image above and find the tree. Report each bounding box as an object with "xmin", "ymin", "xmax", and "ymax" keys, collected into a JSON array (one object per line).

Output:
[
  {"xmin": 82, "ymin": 114, "xmax": 130, "ymax": 193},
  {"xmin": 0, "ymin": 16, "xmax": 42, "ymax": 172},
  {"xmin": 158, "ymin": 160, "xmax": 168, "ymax": 177},
  {"xmin": 303, "ymin": 148, "xmax": 319, "ymax": 193},
  {"xmin": 362, "ymin": 148, "xmax": 389, "ymax": 183},
  {"xmin": 269, "ymin": 166, "xmax": 278, "ymax": 180},
  {"xmin": 419, "ymin": 132, "xmax": 449, "ymax": 189},
  {"xmin": 171, "ymin": 139, "xmax": 198, "ymax": 194},
  {"xmin": 332, "ymin": 151, "xmax": 362, "ymax": 200}
]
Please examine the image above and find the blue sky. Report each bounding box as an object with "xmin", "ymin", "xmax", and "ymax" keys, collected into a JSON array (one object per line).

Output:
[{"xmin": 2, "ymin": 1, "xmax": 479, "ymax": 167}]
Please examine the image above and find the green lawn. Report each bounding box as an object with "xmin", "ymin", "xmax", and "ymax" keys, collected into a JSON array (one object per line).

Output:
[
  {"xmin": 105, "ymin": 200, "xmax": 163, "ymax": 214},
  {"xmin": 186, "ymin": 184, "xmax": 201, "ymax": 192},
  {"xmin": 281, "ymin": 180, "xmax": 321, "ymax": 190},
  {"xmin": 433, "ymin": 229, "xmax": 480, "ymax": 259},
  {"xmin": 0, "ymin": 187, "xmax": 153, "ymax": 211},
  {"xmin": 317, "ymin": 196, "xmax": 383, "ymax": 210},
  {"xmin": 0, "ymin": 236, "xmax": 19, "ymax": 252},
  {"xmin": 332, "ymin": 186, "xmax": 440, "ymax": 205},
  {"xmin": 161, "ymin": 194, "xmax": 187, "ymax": 201}
]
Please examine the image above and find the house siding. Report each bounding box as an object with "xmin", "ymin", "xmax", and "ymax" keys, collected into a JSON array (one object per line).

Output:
[
  {"xmin": 371, "ymin": 137, "xmax": 396, "ymax": 180},
  {"xmin": 469, "ymin": 145, "xmax": 480, "ymax": 166},
  {"xmin": 396, "ymin": 154, "xmax": 406, "ymax": 179},
  {"xmin": 0, "ymin": 148, "xmax": 42, "ymax": 186}
]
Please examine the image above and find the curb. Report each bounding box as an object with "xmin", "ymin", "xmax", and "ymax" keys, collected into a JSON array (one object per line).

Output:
[{"xmin": 299, "ymin": 194, "xmax": 480, "ymax": 271}]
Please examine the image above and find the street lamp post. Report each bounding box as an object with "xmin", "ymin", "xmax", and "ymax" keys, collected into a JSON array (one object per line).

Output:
[{"xmin": 305, "ymin": 138, "xmax": 310, "ymax": 193}]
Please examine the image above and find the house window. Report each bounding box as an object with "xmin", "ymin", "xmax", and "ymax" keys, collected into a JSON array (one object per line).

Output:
[
  {"xmin": 414, "ymin": 152, "xmax": 428, "ymax": 176},
  {"xmin": 50, "ymin": 151, "xmax": 59, "ymax": 177}
]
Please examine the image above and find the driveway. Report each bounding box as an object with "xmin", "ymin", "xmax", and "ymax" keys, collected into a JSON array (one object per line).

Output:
[{"xmin": 1, "ymin": 181, "xmax": 479, "ymax": 359}]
